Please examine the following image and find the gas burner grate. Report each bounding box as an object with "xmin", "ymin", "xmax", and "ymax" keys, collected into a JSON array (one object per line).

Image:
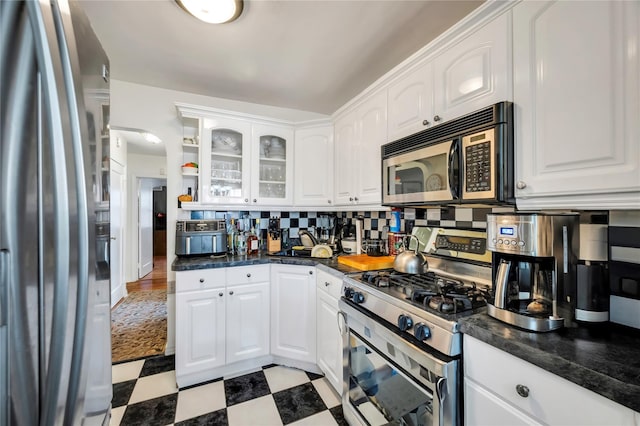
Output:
[{"xmin": 358, "ymin": 270, "xmax": 491, "ymax": 314}]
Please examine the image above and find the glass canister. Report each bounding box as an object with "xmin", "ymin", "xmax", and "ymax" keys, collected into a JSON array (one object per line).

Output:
[{"xmin": 388, "ymin": 233, "xmax": 406, "ymax": 256}]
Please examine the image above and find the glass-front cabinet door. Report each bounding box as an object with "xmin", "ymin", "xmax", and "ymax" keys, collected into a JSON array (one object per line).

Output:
[
  {"xmin": 201, "ymin": 117, "xmax": 252, "ymax": 205},
  {"xmin": 251, "ymin": 124, "xmax": 294, "ymax": 205}
]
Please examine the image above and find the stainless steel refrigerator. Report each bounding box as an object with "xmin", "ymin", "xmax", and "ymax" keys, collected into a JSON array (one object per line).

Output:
[{"xmin": 1, "ymin": 0, "xmax": 112, "ymax": 424}]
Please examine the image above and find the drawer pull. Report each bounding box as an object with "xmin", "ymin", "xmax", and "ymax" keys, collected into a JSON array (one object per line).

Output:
[
  {"xmin": 247, "ymin": 273, "xmax": 251, "ymax": 278},
  {"xmin": 516, "ymin": 384, "xmax": 529, "ymax": 398},
  {"xmin": 229, "ymin": 291, "xmax": 234, "ymax": 295},
  {"xmin": 325, "ymin": 282, "xmax": 330, "ymax": 287},
  {"xmin": 309, "ymin": 270, "xmax": 313, "ymax": 275},
  {"xmin": 219, "ymin": 292, "xmax": 223, "ymax": 297},
  {"xmin": 199, "ymin": 278, "xmax": 204, "ymax": 283}
]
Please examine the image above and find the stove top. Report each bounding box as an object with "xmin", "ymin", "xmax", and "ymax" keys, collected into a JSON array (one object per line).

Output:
[
  {"xmin": 358, "ymin": 270, "xmax": 491, "ymax": 315},
  {"xmin": 341, "ymin": 257, "xmax": 493, "ymax": 357}
]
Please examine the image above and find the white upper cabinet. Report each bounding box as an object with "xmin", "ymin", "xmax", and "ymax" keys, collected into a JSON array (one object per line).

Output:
[
  {"xmin": 387, "ymin": 61, "xmax": 434, "ymax": 142},
  {"xmin": 387, "ymin": 12, "xmax": 510, "ymax": 142},
  {"xmin": 201, "ymin": 116, "xmax": 252, "ymax": 205},
  {"xmin": 356, "ymin": 90, "xmax": 387, "ymax": 205},
  {"xmin": 294, "ymin": 124, "xmax": 334, "ymax": 207},
  {"xmin": 514, "ymin": 0, "xmax": 640, "ymax": 209},
  {"xmin": 433, "ymin": 12, "xmax": 510, "ymax": 123},
  {"xmin": 250, "ymin": 123, "xmax": 294, "ymax": 206},
  {"xmin": 334, "ymin": 90, "xmax": 387, "ymax": 206},
  {"xmin": 334, "ymin": 110, "xmax": 358, "ymax": 206}
]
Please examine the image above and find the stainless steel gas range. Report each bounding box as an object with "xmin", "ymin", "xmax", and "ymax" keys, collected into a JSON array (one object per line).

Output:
[{"xmin": 338, "ymin": 228, "xmax": 492, "ymax": 426}]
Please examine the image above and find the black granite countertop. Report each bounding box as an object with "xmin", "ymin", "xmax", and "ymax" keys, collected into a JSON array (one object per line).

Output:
[
  {"xmin": 459, "ymin": 313, "xmax": 640, "ymax": 413},
  {"xmin": 171, "ymin": 252, "xmax": 363, "ymax": 275}
]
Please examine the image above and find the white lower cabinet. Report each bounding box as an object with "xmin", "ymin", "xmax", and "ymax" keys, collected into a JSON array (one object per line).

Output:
[
  {"xmin": 315, "ymin": 269, "xmax": 344, "ymax": 394},
  {"xmin": 175, "ymin": 265, "xmax": 269, "ymax": 387},
  {"xmin": 464, "ymin": 335, "xmax": 638, "ymax": 426},
  {"xmin": 176, "ymin": 287, "xmax": 226, "ymax": 380},
  {"xmin": 270, "ymin": 264, "xmax": 316, "ymax": 364}
]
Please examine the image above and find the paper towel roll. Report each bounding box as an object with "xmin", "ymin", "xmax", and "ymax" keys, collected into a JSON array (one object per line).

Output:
[{"xmin": 579, "ymin": 224, "xmax": 608, "ymax": 261}]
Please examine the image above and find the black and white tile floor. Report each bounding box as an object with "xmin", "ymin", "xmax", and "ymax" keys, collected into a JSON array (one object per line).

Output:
[{"xmin": 111, "ymin": 355, "xmax": 348, "ymax": 425}]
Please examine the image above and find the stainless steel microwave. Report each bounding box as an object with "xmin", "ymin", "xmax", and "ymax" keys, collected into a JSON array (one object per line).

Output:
[{"xmin": 382, "ymin": 101, "xmax": 514, "ymax": 206}]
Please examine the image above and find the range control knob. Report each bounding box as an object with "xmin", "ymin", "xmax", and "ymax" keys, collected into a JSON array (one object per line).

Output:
[
  {"xmin": 344, "ymin": 287, "xmax": 354, "ymax": 299},
  {"xmin": 414, "ymin": 323, "xmax": 432, "ymax": 341},
  {"xmin": 352, "ymin": 292, "xmax": 365, "ymax": 304},
  {"xmin": 398, "ymin": 314, "xmax": 413, "ymax": 331}
]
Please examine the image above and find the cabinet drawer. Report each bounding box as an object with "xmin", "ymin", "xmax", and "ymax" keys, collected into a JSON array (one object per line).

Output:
[
  {"xmin": 464, "ymin": 335, "xmax": 636, "ymax": 425},
  {"xmin": 316, "ymin": 268, "xmax": 343, "ymax": 299},
  {"xmin": 226, "ymin": 264, "xmax": 270, "ymax": 286},
  {"xmin": 176, "ymin": 268, "xmax": 226, "ymax": 293}
]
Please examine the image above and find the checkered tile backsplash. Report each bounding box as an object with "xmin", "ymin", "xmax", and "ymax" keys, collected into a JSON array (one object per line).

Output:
[{"xmin": 189, "ymin": 206, "xmax": 515, "ymax": 239}]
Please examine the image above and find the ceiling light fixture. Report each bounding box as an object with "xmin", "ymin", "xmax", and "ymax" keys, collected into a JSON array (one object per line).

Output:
[{"xmin": 175, "ymin": 0, "xmax": 243, "ymax": 24}]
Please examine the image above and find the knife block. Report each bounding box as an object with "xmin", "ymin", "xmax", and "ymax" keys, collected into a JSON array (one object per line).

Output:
[{"xmin": 267, "ymin": 233, "xmax": 281, "ymax": 252}]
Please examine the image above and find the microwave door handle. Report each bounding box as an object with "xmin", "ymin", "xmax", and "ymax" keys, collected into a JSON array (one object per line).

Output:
[{"xmin": 448, "ymin": 141, "xmax": 460, "ymax": 200}]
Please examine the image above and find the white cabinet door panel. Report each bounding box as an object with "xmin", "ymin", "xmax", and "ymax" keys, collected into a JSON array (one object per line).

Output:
[
  {"xmin": 514, "ymin": 1, "xmax": 640, "ymax": 201},
  {"xmin": 226, "ymin": 282, "xmax": 270, "ymax": 363},
  {"xmin": 176, "ymin": 289, "xmax": 226, "ymax": 377},
  {"xmin": 464, "ymin": 379, "xmax": 541, "ymax": 426},
  {"xmin": 334, "ymin": 113, "xmax": 357, "ymax": 205},
  {"xmin": 434, "ymin": 12, "xmax": 510, "ymax": 122},
  {"xmin": 316, "ymin": 290, "xmax": 342, "ymax": 394},
  {"xmin": 356, "ymin": 90, "xmax": 386, "ymax": 205},
  {"xmin": 294, "ymin": 125, "xmax": 334, "ymax": 206},
  {"xmin": 387, "ymin": 62, "xmax": 434, "ymax": 142},
  {"xmin": 271, "ymin": 265, "xmax": 316, "ymax": 363}
]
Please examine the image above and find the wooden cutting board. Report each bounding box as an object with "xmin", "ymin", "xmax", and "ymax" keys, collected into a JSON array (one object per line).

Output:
[{"xmin": 337, "ymin": 254, "xmax": 395, "ymax": 271}]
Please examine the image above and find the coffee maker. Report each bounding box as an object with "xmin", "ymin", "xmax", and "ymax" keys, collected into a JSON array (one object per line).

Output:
[{"xmin": 486, "ymin": 212, "xmax": 579, "ymax": 332}]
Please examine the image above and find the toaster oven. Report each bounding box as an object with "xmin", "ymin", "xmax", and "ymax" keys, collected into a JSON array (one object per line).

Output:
[{"xmin": 175, "ymin": 220, "xmax": 227, "ymax": 256}]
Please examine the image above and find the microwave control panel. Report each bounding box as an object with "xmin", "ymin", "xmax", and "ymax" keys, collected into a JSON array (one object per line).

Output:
[{"xmin": 462, "ymin": 128, "xmax": 496, "ymax": 199}]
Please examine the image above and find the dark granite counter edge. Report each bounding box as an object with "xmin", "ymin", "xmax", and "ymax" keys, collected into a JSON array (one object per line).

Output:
[{"xmin": 460, "ymin": 315, "xmax": 640, "ymax": 414}]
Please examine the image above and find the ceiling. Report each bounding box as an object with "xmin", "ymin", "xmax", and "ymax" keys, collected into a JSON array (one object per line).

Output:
[
  {"xmin": 79, "ymin": 0, "xmax": 484, "ymax": 116},
  {"xmin": 111, "ymin": 128, "xmax": 167, "ymax": 156}
]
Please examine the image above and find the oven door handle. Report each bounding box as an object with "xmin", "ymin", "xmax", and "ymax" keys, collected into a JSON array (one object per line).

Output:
[
  {"xmin": 337, "ymin": 310, "xmax": 347, "ymax": 335},
  {"xmin": 436, "ymin": 377, "xmax": 446, "ymax": 426}
]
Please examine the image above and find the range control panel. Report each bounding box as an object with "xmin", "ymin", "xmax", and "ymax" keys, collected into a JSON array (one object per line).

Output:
[{"xmin": 435, "ymin": 235, "xmax": 486, "ymax": 254}]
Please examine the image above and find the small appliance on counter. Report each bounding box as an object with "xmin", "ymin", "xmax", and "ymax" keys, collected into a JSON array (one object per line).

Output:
[
  {"xmin": 576, "ymin": 224, "xmax": 609, "ymax": 324},
  {"xmin": 486, "ymin": 212, "xmax": 579, "ymax": 332},
  {"xmin": 176, "ymin": 220, "xmax": 227, "ymax": 256},
  {"xmin": 268, "ymin": 217, "xmax": 281, "ymax": 252}
]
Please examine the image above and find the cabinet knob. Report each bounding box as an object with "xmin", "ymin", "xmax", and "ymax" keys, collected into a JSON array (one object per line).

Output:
[
  {"xmin": 516, "ymin": 384, "xmax": 530, "ymax": 398},
  {"xmin": 253, "ymin": 199, "xmax": 257, "ymax": 203},
  {"xmin": 219, "ymin": 292, "xmax": 223, "ymax": 297},
  {"xmin": 247, "ymin": 273, "xmax": 251, "ymax": 278},
  {"xmin": 244, "ymin": 198, "xmax": 249, "ymax": 203},
  {"xmin": 349, "ymin": 197, "xmax": 354, "ymax": 202},
  {"xmin": 433, "ymin": 115, "xmax": 441, "ymax": 122},
  {"xmin": 229, "ymin": 290, "xmax": 234, "ymax": 295},
  {"xmin": 422, "ymin": 119, "xmax": 430, "ymax": 126},
  {"xmin": 199, "ymin": 278, "xmax": 204, "ymax": 283},
  {"xmin": 516, "ymin": 181, "xmax": 527, "ymax": 190},
  {"xmin": 325, "ymin": 281, "xmax": 330, "ymax": 287},
  {"xmin": 354, "ymin": 197, "xmax": 359, "ymax": 202},
  {"xmin": 327, "ymin": 199, "xmax": 331, "ymax": 204},
  {"xmin": 309, "ymin": 270, "xmax": 313, "ymax": 275}
]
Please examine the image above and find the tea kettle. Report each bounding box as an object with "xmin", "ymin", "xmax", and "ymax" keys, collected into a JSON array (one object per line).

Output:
[{"xmin": 393, "ymin": 235, "xmax": 428, "ymax": 274}]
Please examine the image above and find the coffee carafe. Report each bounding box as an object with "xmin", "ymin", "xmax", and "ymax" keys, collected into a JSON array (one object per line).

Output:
[{"xmin": 487, "ymin": 212, "xmax": 579, "ymax": 332}]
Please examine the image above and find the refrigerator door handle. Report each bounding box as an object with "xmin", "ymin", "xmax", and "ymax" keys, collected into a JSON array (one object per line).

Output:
[
  {"xmin": 0, "ymin": 250, "xmax": 7, "ymax": 328},
  {"xmin": 50, "ymin": 2, "xmax": 91, "ymax": 422},
  {"xmin": 26, "ymin": 2, "xmax": 72, "ymax": 424}
]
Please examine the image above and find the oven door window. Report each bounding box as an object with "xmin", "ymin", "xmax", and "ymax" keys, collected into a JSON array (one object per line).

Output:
[
  {"xmin": 347, "ymin": 332, "xmax": 433, "ymax": 426},
  {"xmin": 383, "ymin": 141, "xmax": 455, "ymax": 204}
]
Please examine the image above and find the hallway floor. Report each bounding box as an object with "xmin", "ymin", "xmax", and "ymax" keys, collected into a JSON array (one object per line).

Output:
[{"xmin": 110, "ymin": 355, "xmax": 347, "ymax": 426}]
